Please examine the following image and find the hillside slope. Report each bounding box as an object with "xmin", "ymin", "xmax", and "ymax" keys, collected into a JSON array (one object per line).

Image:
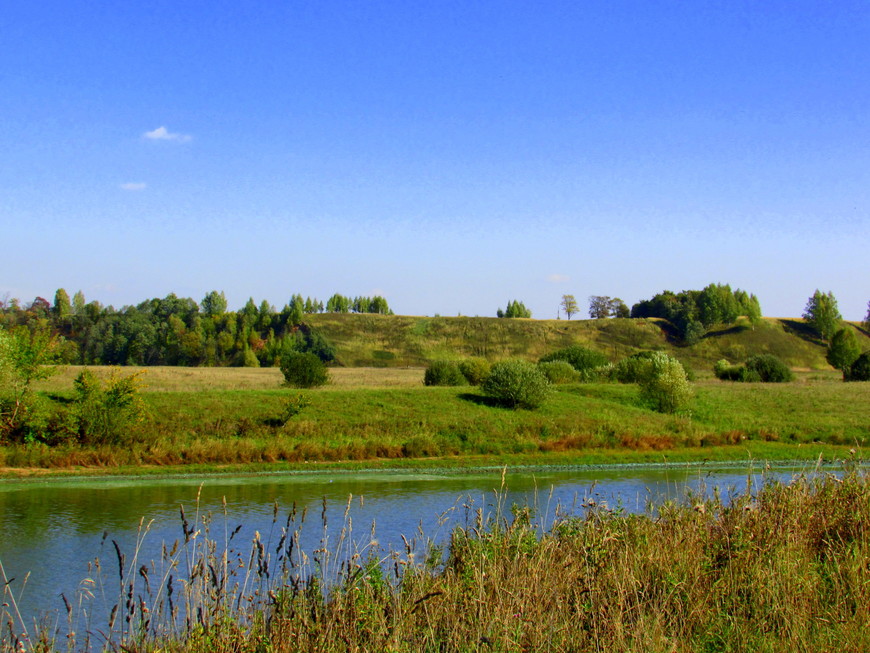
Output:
[{"xmin": 305, "ymin": 314, "xmax": 870, "ymax": 371}]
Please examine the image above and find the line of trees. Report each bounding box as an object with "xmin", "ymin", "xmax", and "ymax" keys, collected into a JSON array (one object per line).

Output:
[
  {"xmin": 630, "ymin": 284, "xmax": 762, "ymax": 344},
  {"xmin": 0, "ymin": 289, "xmax": 392, "ymax": 367}
]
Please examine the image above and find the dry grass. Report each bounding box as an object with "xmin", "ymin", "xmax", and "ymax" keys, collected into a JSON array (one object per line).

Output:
[
  {"xmin": 4, "ymin": 470, "xmax": 868, "ymax": 652},
  {"xmin": 34, "ymin": 366, "xmax": 426, "ymax": 393}
]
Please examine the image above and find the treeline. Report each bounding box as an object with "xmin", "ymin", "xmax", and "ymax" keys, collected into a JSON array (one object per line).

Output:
[
  {"xmin": 0, "ymin": 290, "xmax": 392, "ymax": 367},
  {"xmin": 630, "ymin": 283, "xmax": 762, "ymax": 343}
]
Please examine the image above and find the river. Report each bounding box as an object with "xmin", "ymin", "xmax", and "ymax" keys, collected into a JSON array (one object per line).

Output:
[{"xmin": 0, "ymin": 461, "xmax": 838, "ymax": 634}]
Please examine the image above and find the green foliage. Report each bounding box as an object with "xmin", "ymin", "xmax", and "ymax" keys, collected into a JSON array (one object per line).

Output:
[
  {"xmin": 713, "ymin": 359, "xmax": 744, "ymax": 381},
  {"xmin": 498, "ymin": 300, "xmax": 531, "ymax": 319},
  {"xmin": 537, "ymin": 360, "xmax": 580, "ymax": 384},
  {"xmin": 326, "ymin": 294, "xmax": 351, "ymax": 313},
  {"xmin": 458, "ymin": 358, "xmax": 491, "ymax": 385},
  {"xmin": 846, "ymin": 352, "xmax": 870, "ymax": 382},
  {"xmin": 278, "ymin": 393, "xmax": 311, "ymax": 423},
  {"xmin": 301, "ymin": 326, "xmax": 336, "ymax": 363},
  {"xmin": 744, "ymin": 354, "xmax": 794, "ymax": 383},
  {"xmin": 638, "ymin": 352, "xmax": 693, "ymax": 413},
  {"xmin": 614, "ymin": 351, "xmax": 658, "ymax": 383},
  {"xmin": 539, "ymin": 345, "xmax": 609, "ymax": 380},
  {"xmin": 352, "ymin": 295, "xmax": 393, "ymax": 315},
  {"xmin": 482, "ymin": 359, "xmax": 551, "ymax": 409},
  {"xmin": 826, "ymin": 328, "xmax": 861, "ymax": 378},
  {"xmin": 52, "ymin": 288, "xmax": 72, "ymax": 320},
  {"xmin": 713, "ymin": 355, "xmax": 793, "ymax": 383},
  {"xmin": 588, "ymin": 296, "xmax": 629, "ymax": 319},
  {"xmin": 0, "ymin": 327, "xmax": 60, "ymax": 441},
  {"xmin": 201, "ymin": 290, "xmax": 228, "ymax": 317},
  {"xmin": 280, "ymin": 352, "xmax": 329, "ymax": 388},
  {"xmin": 560, "ymin": 295, "xmax": 579, "ymax": 319},
  {"xmin": 802, "ymin": 290, "xmax": 842, "ymax": 341},
  {"xmin": 72, "ymin": 369, "xmax": 147, "ymax": 445},
  {"xmin": 424, "ymin": 360, "xmax": 466, "ymax": 386},
  {"xmin": 631, "ymin": 284, "xmax": 762, "ymax": 342}
]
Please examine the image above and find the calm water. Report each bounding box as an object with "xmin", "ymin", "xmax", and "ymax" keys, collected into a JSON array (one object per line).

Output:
[{"xmin": 0, "ymin": 462, "xmax": 836, "ymax": 626}]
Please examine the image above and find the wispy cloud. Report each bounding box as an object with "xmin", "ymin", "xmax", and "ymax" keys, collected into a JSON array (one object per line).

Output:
[
  {"xmin": 120, "ymin": 182, "xmax": 147, "ymax": 191},
  {"xmin": 143, "ymin": 126, "xmax": 192, "ymax": 142},
  {"xmin": 547, "ymin": 273, "xmax": 569, "ymax": 283}
]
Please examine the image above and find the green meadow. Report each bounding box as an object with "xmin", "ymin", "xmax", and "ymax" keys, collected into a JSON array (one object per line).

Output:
[{"xmin": 3, "ymin": 363, "xmax": 864, "ymax": 475}]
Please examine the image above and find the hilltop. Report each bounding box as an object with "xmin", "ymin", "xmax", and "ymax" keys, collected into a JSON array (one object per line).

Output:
[{"xmin": 305, "ymin": 313, "xmax": 870, "ymax": 372}]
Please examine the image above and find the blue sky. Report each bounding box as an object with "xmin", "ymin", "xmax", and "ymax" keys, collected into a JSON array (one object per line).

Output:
[{"xmin": 2, "ymin": 1, "xmax": 868, "ymax": 319}]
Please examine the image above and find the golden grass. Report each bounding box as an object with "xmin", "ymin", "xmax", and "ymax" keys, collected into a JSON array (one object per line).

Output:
[{"xmin": 34, "ymin": 365, "xmax": 426, "ymax": 393}]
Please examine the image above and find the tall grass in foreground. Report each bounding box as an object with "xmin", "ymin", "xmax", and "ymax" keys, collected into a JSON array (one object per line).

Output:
[{"xmin": 3, "ymin": 468, "xmax": 869, "ymax": 652}]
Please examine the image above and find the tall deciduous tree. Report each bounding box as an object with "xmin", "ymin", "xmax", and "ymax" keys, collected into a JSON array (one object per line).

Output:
[
  {"xmin": 560, "ymin": 295, "xmax": 578, "ymax": 319},
  {"xmin": 326, "ymin": 293, "xmax": 350, "ymax": 313},
  {"xmin": 609, "ymin": 298, "xmax": 630, "ymax": 318},
  {"xmin": 588, "ymin": 296, "xmax": 612, "ymax": 319},
  {"xmin": 52, "ymin": 288, "xmax": 72, "ymax": 320},
  {"xmin": 201, "ymin": 290, "xmax": 227, "ymax": 317},
  {"xmin": 826, "ymin": 327, "xmax": 861, "ymax": 379},
  {"xmin": 802, "ymin": 290, "xmax": 842, "ymax": 341}
]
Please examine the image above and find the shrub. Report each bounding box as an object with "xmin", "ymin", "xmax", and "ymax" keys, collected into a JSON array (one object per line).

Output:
[
  {"xmin": 538, "ymin": 360, "xmax": 581, "ymax": 384},
  {"xmin": 638, "ymin": 352, "xmax": 693, "ymax": 414},
  {"xmin": 847, "ymin": 352, "xmax": 870, "ymax": 382},
  {"xmin": 713, "ymin": 358, "xmax": 743, "ymax": 381},
  {"xmin": 483, "ymin": 359, "xmax": 551, "ymax": 409},
  {"xmin": 615, "ymin": 351, "xmax": 658, "ymax": 383},
  {"xmin": 279, "ymin": 393, "xmax": 311, "ymax": 424},
  {"xmin": 280, "ymin": 352, "xmax": 329, "ymax": 388},
  {"xmin": 458, "ymin": 358, "xmax": 491, "ymax": 385},
  {"xmin": 540, "ymin": 346, "xmax": 609, "ymax": 380},
  {"xmin": 73, "ymin": 369, "xmax": 147, "ymax": 445},
  {"xmin": 744, "ymin": 354, "xmax": 793, "ymax": 383},
  {"xmin": 424, "ymin": 360, "xmax": 466, "ymax": 386}
]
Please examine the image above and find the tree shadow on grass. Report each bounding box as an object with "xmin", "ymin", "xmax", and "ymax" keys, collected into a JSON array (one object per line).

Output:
[
  {"xmin": 457, "ymin": 393, "xmax": 503, "ymax": 408},
  {"xmin": 703, "ymin": 323, "xmax": 751, "ymax": 338},
  {"xmin": 779, "ymin": 319, "xmax": 824, "ymax": 345}
]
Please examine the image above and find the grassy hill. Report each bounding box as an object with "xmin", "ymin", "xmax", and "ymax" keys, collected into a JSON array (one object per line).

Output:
[{"xmin": 306, "ymin": 313, "xmax": 870, "ymax": 372}]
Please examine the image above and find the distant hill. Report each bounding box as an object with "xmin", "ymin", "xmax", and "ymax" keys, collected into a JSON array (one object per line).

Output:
[{"xmin": 306, "ymin": 313, "xmax": 870, "ymax": 371}]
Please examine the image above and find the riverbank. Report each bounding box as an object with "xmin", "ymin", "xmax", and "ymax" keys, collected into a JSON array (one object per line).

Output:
[
  {"xmin": 4, "ymin": 366, "xmax": 867, "ymax": 477},
  {"xmin": 0, "ymin": 441, "xmax": 859, "ymax": 481}
]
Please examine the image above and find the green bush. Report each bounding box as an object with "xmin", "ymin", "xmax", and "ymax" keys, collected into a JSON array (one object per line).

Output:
[
  {"xmin": 458, "ymin": 358, "xmax": 491, "ymax": 385},
  {"xmin": 278, "ymin": 393, "xmax": 311, "ymax": 424},
  {"xmin": 483, "ymin": 359, "xmax": 551, "ymax": 409},
  {"xmin": 638, "ymin": 352, "xmax": 693, "ymax": 414},
  {"xmin": 424, "ymin": 360, "xmax": 466, "ymax": 386},
  {"xmin": 280, "ymin": 351, "xmax": 329, "ymax": 388},
  {"xmin": 847, "ymin": 352, "xmax": 870, "ymax": 382},
  {"xmin": 744, "ymin": 354, "xmax": 793, "ymax": 383},
  {"xmin": 73, "ymin": 369, "xmax": 147, "ymax": 445},
  {"xmin": 615, "ymin": 351, "xmax": 658, "ymax": 383},
  {"xmin": 538, "ymin": 360, "xmax": 581, "ymax": 384},
  {"xmin": 540, "ymin": 346, "xmax": 609, "ymax": 380},
  {"xmin": 713, "ymin": 358, "xmax": 743, "ymax": 381}
]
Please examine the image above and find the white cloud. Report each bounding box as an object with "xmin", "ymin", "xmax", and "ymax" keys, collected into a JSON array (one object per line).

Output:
[
  {"xmin": 143, "ymin": 126, "xmax": 192, "ymax": 142},
  {"xmin": 120, "ymin": 182, "xmax": 147, "ymax": 191},
  {"xmin": 547, "ymin": 274, "xmax": 570, "ymax": 283}
]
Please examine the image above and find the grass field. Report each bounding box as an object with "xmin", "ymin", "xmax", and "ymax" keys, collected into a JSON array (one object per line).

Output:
[
  {"xmin": 301, "ymin": 313, "xmax": 870, "ymax": 370},
  {"xmin": 5, "ymin": 365, "xmax": 865, "ymax": 475}
]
